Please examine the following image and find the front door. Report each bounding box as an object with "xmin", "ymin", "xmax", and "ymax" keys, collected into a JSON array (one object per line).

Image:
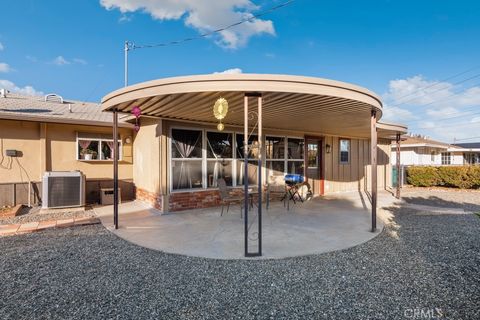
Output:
[{"xmin": 305, "ymin": 138, "xmax": 324, "ymax": 196}]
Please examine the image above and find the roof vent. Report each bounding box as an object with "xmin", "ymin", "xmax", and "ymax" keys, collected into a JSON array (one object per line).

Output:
[
  {"xmin": 44, "ymin": 93, "xmax": 64, "ymax": 104},
  {"xmin": 0, "ymin": 88, "xmax": 9, "ymax": 98}
]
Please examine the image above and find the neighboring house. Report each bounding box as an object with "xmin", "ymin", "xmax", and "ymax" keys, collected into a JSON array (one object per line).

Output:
[
  {"xmin": 0, "ymin": 92, "xmax": 134, "ymax": 206},
  {"xmin": 391, "ymin": 135, "xmax": 477, "ymax": 166},
  {"xmin": 453, "ymin": 142, "xmax": 480, "ymax": 165}
]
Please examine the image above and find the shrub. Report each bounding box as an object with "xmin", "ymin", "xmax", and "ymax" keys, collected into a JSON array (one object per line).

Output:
[
  {"xmin": 437, "ymin": 166, "xmax": 472, "ymax": 188},
  {"xmin": 468, "ymin": 166, "xmax": 480, "ymax": 188},
  {"xmin": 406, "ymin": 165, "xmax": 480, "ymax": 189},
  {"xmin": 406, "ymin": 166, "xmax": 440, "ymax": 187}
]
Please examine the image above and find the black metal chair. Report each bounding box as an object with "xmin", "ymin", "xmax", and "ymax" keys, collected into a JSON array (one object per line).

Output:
[{"xmin": 217, "ymin": 178, "xmax": 244, "ymax": 217}]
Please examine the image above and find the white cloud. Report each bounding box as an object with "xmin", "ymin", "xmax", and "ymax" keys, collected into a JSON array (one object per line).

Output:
[
  {"xmin": 384, "ymin": 75, "xmax": 454, "ymax": 106},
  {"xmin": 119, "ymin": 13, "xmax": 132, "ymax": 23},
  {"xmin": 99, "ymin": 0, "xmax": 276, "ymax": 48},
  {"xmin": 213, "ymin": 68, "xmax": 242, "ymax": 74},
  {"xmin": 0, "ymin": 42, "xmax": 4, "ymax": 51},
  {"xmin": 0, "ymin": 62, "xmax": 12, "ymax": 73},
  {"xmin": 26, "ymin": 55, "xmax": 38, "ymax": 62},
  {"xmin": 425, "ymin": 106, "xmax": 459, "ymax": 118},
  {"xmin": 73, "ymin": 58, "xmax": 88, "ymax": 65},
  {"xmin": 50, "ymin": 56, "xmax": 87, "ymax": 66},
  {"xmin": 418, "ymin": 121, "xmax": 435, "ymax": 129},
  {"xmin": 52, "ymin": 56, "xmax": 70, "ymax": 66},
  {"xmin": 381, "ymin": 104, "xmax": 417, "ymax": 122},
  {"xmin": 0, "ymin": 79, "xmax": 43, "ymax": 96},
  {"xmin": 383, "ymin": 74, "xmax": 480, "ymax": 142}
]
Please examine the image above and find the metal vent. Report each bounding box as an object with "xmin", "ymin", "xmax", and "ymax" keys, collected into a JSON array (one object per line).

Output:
[
  {"xmin": 42, "ymin": 171, "xmax": 85, "ymax": 208},
  {"xmin": 44, "ymin": 93, "xmax": 64, "ymax": 104}
]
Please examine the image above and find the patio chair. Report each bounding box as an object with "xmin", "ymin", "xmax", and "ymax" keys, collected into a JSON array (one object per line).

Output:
[
  {"xmin": 266, "ymin": 175, "xmax": 287, "ymax": 209},
  {"xmin": 217, "ymin": 178, "xmax": 244, "ymax": 217}
]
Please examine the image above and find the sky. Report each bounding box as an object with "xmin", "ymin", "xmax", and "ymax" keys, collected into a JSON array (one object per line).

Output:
[{"xmin": 1, "ymin": 0, "xmax": 480, "ymax": 142}]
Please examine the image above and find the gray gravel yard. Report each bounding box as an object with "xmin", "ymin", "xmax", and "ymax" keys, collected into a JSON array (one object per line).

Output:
[
  {"xmin": 1, "ymin": 190, "xmax": 479, "ymax": 319},
  {"xmin": 0, "ymin": 206, "xmax": 95, "ymax": 225}
]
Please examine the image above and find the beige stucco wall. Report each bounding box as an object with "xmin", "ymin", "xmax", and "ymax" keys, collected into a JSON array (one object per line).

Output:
[
  {"xmin": 0, "ymin": 119, "xmax": 133, "ymax": 184},
  {"xmin": 132, "ymin": 118, "xmax": 162, "ymax": 194}
]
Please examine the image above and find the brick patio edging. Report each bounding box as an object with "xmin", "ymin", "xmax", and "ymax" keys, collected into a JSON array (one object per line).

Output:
[{"xmin": 0, "ymin": 216, "xmax": 100, "ymax": 237}]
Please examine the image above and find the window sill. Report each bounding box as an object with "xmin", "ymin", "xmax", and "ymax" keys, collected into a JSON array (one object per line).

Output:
[{"xmin": 77, "ymin": 159, "xmax": 124, "ymax": 162}]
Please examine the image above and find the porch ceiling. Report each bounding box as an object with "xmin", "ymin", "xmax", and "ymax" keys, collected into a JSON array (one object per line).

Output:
[{"xmin": 101, "ymin": 74, "xmax": 406, "ymax": 138}]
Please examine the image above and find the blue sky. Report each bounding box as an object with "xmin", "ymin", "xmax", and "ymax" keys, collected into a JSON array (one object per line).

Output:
[{"xmin": 1, "ymin": 0, "xmax": 479, "ymax": 142}]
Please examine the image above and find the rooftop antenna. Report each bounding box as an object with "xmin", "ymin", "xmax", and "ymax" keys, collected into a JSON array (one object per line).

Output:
[
  {"xmin": 124, "ymin": 41, "xmax": 131, "ymax": 87},
  {"xmin": 0, "ymin": 88, "xmax": 9, "ymax": 98}
]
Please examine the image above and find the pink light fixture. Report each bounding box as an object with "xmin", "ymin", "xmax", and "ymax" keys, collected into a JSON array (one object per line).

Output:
[{"xmin": 131, "ymin": 106, "xmax": 141, "ymax": 132}]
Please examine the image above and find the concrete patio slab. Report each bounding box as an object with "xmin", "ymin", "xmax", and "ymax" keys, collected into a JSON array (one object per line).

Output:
[{"xmin": 94, "ymin": 191, "xmax": 396, "ymax": 259}]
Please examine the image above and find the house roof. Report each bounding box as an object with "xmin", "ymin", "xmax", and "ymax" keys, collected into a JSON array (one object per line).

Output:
[
  {"xmin": 393, "ymin": 136, "xmax": 453, "ymax": 149},
  {"xmin": 101, "ymin": 73, "xmax": 407, "ymax": 139},
  {"xmin": 454, "ymin": 142, "xmax": 480, "ymax": 149},
  {"xmin": 453, "ymin": 142, "xmax": 480, "ymax": 152},
  {"xmin": 392, "ymin": 136, "xmax": 477, "ymax": 152},
  {"xmin": 0, "ymin": 93, "xmax": 132, "ymax": 127}
]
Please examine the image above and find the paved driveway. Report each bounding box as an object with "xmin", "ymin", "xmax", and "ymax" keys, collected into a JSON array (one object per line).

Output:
[{"xmin": 1, "ymin": 190, "xmax": 479, "ymax": 319}]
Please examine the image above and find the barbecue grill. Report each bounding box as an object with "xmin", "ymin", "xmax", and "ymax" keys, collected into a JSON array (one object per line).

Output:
[{"xmin": 284, "ymin": 174, "xmax": 304, "ymax": 185}]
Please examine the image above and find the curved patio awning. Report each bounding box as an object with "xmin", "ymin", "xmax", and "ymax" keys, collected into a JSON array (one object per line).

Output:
[{"xmin": 101, "ymin": 74, "xmax": 406, "ymax": 138}]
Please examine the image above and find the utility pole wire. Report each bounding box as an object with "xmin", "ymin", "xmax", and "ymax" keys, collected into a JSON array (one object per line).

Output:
[
  {"xmin": 390, "ymin": 72, "xmax": 480, "ymax": 107},
  {"xmin": 127, "ymin": 0, "xmax": 295, "ymax": 50},
  {"xmin": 388, "ymin": 65, "xmax": 480, "ymax": 105},
  {"xmin": 123, "ymin": 0, "xmax": 295, "ymax": 86}
]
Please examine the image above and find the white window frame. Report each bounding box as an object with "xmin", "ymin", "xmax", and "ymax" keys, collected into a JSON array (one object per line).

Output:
[
  {"xmin": 441, "ymin": 152, "xmax": 451, "ymax": 165},
  {"xmin": 339, "ymin": 138, "xmax": 350, "ymax": 165},
  {"xmin": 170, "ymin": 126, "xmax": 205, "ymax": 191},
  {"xmin": 265, "ymin": 135, "xmax": 287, "ymax": 179},
  {"xmin": 168, "ymin": 127, "xmax": 306, "ymax": 192},
  {"xmin": 286, "ymin": 136, "xmax": 305, "ymax": 175},
  {"xmin": 76, "ymin": 133, "xmax": 123, "ymax": 162},
  {"xmin": 206, "ymin": 130, "xmax": 236, "ymax": 188}
]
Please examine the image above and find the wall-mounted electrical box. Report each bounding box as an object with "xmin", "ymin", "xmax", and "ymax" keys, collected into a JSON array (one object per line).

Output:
[{"xmin": 6, "ymin": 150, "xmax": 19, "ymax": 157}]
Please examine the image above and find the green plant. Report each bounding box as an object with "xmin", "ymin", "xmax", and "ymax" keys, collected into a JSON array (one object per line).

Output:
[
  {"xmin": 406, "ymin": 165, "xmax": 480, "ymax": 189},
  {"xmin": 437, "ymin": 166, "xmax": 472, "ymax": 188},
  {"xmin": 406, "ymin": 166, "xmax": 440, "ymax": 187}
]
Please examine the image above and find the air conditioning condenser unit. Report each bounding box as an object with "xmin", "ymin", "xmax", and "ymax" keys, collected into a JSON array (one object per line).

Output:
[{"xmin": 42, "ymin": 171, "xmax": 86, "ymax": 209}]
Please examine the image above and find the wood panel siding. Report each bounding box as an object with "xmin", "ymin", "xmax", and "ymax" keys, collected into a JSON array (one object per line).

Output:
[{"xmin": 323, "ymin": 137, "xmax": 391, "ymax": 193}]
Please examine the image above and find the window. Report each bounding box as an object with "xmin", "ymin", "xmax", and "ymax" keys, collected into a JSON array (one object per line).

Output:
[
  {"xmin": 169, "ymin": 128, "xmax": 306, "ymax": 191},
  {"xmin": 441, "ymin": 152, "xmax": 451, "ymax": 165},
  {"xmin": 77, "ymin": 133, "xmax": 122, "ymax": 161},
  {"xmin": 266, "ymin": 136, "xmax": 285, "ymax": 177},
  {"xmin": 287, "ymin": 138, "xmax": 304, "ymax": 175},
  {"xmin": 431, "ymin": 151, "xmax": 436, "ymax": 162},
  {"xmin": 266, "ymin": 136, "xmax": 285, "ymax": 159},
  {"xmin": 463, "ymin": 153, "xmax": 480, "ymax": 165},
  {"xmin": 308, "ymin": 143, "xmax": 318, "ymax": 168},
  {"xmin": 206, "ymin": 132, "xmax": 233, "ymax": 187},
  {"xmin": 339, "ymin": 139, "xmax": 350, "ymax": 164},
  {"xmin": 171, "ymin": 129, "xmax": 203, "ymax": 190},
  {"xmin": 236, "ymin": 134, "xmax": 259, "ymax": 186}
]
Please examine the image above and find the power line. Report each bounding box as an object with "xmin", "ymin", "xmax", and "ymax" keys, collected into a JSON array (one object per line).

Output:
[
  {"xmin": 454, "ymin": 136, "xmax": 480, "ymax": 141},
  {"xmin": 409, "ymin": 117, "xmax": 480, "ymax": 130},
  {"xmin": 388, "ymin": 65, "xmax": 480, "ymax": 105},
  {"xmin": 128, "ymin": 0, "xmax": 295, "ymax": 50},
  {"xmin": 408, "ymin": 110, "xmax": 480, "ymax": 125},
  {"xmin": 390, "ymin": 72, "xmax": 480, "ymax": 107}
]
